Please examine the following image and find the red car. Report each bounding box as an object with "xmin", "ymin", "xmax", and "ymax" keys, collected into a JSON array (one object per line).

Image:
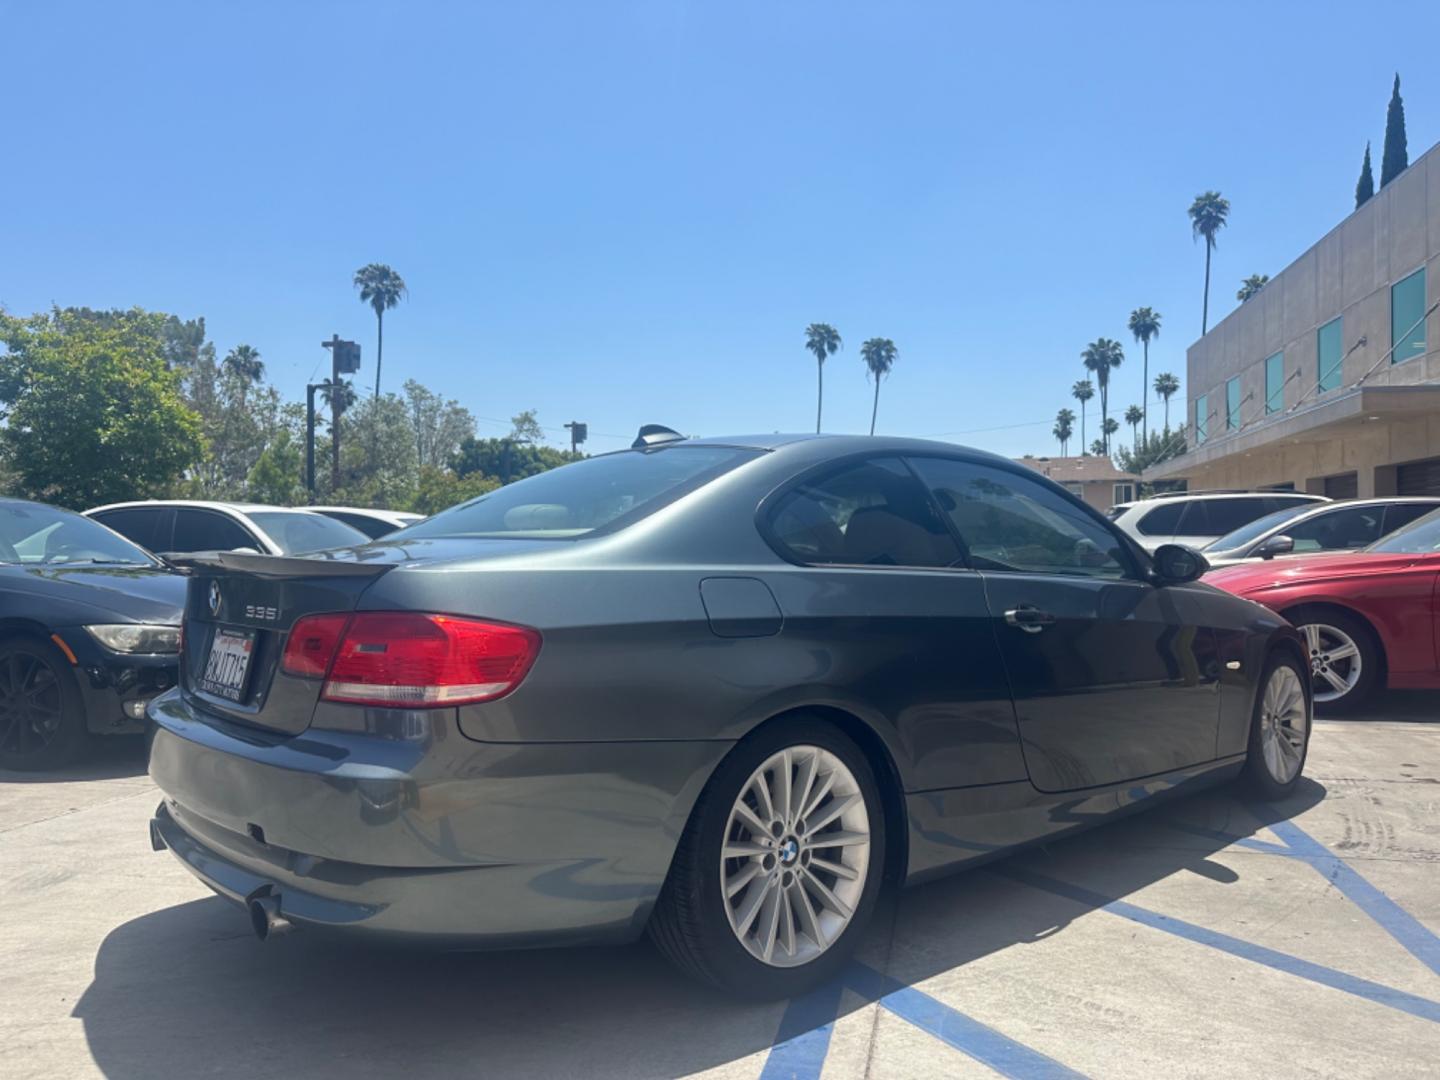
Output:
[{"xmin": 1207, "ymin": 508, "xmax": 1440, "ymax": 712}]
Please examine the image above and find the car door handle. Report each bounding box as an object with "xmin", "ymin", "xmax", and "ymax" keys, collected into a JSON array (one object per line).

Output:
[{"xmin": 1004, "ymin": 606, "xmax": 1056, "ymax": 634}]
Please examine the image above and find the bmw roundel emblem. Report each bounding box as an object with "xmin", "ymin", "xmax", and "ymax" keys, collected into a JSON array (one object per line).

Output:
[{"xmin": 208, "ymin": 581, "xmax": 222, "ymax": 617}]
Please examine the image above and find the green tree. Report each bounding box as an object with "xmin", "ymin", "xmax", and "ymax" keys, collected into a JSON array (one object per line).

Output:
[
  {"xmin": 353, "ymin": 263, "xmax": 408, "ymax": 397},
  {"xmin": 246, "ymin": 428, "xmax": 305, "ymax": 505},
  {"xmin": 1115, "ymin": 427, "xmax": 1187, "ymax": 475},
  {"xmin": 318, "ymin": 377, "xmax": 357, "ymax": 492},
  {"xmin": 1153, "ymin": 372, "xmax": 1181, "ymax": 429},
  {"xmin": 1237, "ymin": 274, "xmax": 1269, "ymax": 302},
  {"xmin": 860, "ymin": 338, "xmax": 898, "ymax": 435},
  {"xmin": 1188, "ymin": 191, "xmax": 1230, "ymax": 334},
  {"xmin": 1071, "ymin": 379, "xmax": 1094, "ymax": 454},
  {"xmin": 221, "ymin": 344, "xmax": 265, "ymax": 402},
  {"xmin": 1101, "ymin": 416, "xmax": 1120, "ymax": 451},
  {"xmin": 411, "ymin": 464, "xmax": 500, "ymax": 516},
  {"xmin": 1053, "ymin": 407, "xmax": 1075, "ymax": 455},
  {"xmin": 1381, "ymin": 74, "xmax": 1408, "ymax": 186},
  {"xmin": 338, "ymin": 392, "xmax": 420, "ymax": 508},
  {"xmin": 804, "ymin": 323, "xmax": 842, "ymax": 433},
  {"xmin": 452, "ymin": 437, "xmax": 582, "ymax": 485},
  {"xmin": 1089, "ymin": 438, "xmax": 1107, "ymax": 456},
  {"xmin": 0, "ymin": 308, "xmax": 205, "ymax": 507},
  {"xmin": 509, "ymin": 409, "xmax": 545, "ymax": 444},
  {"xmin": 403, "ymin": 379, "xmax": 476, "ymax": 469},
  {"xmin": 1124, "ymin": 404, "xmax": 1143, "ymax": 448},
  {"xmin": 1355, "ymin": 142, "xmax": 1375, "ymax": 208},
  {"xmin": 1126, "ymin": 307, "xmax": 1161, "ymax": 442},
  {"xmin": 1081, "ymin": 338, "xmax": 1124, "ymax": 452}
]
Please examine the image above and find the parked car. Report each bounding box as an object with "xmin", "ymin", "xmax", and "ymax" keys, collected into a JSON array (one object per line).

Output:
[
  {"xmin": 85, "ymin": 500, "xmax": 367, "ymax": 558},
  {"xmin": 307, "ymin": 506, "xmax": 423, "ymax": 540},
  {"xmin": 146, "ymin": 433, "xmax": 1310, "ymax": 998},
  {"xmin": 1108, "ymin": 491, "xmax": 1328, "ymax": 552},
  {"xmin": 1202, "ymin": 497, "xmax": 1440, "ymax": 569},
  {"xmin": 1, "ymin": 498, "xmax": 184, "ymax": 770},
  {"xmin": 1208, "ymin": 507, "xmax": 1440, "ymax": 713}
]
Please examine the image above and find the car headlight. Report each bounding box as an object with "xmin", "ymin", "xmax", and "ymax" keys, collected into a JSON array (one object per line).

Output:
[{"xmin": 84, "ymin": 624, "xmax": 182, "ymax": 655}]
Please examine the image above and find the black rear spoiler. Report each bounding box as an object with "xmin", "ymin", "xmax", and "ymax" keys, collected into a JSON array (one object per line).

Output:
[{"xmin": 166, "ymin": 551, "xmax": 396, "ymax": 580}]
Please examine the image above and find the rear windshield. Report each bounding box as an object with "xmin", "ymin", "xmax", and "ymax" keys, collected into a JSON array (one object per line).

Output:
[
  {"xmin": 402, "ymin": 445, "xmax": 762, "ymax": 539},
  {"xmin": 249, "ymin": 512, "xmax": 369, "ymax": 554},
  {"xmin": 1367, "ymin": 508, "xmax": 1440, "ymax": 554}
]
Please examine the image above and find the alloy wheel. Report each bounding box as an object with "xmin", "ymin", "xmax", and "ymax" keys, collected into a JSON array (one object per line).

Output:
[
  {"xmin": 1300, "ymin": 623, "xmax": 1362, "ymax": 704},
  {"xmin": 720, "ymin": 745, "xmax": 871, "ymax": 968},
  {"xmin": 0, "ymin": 650, "xmax": 65, "ymax": 759},
  {"xmin": 1259, "ymin": 663, "xmax": 1309, "ymax": 784}
]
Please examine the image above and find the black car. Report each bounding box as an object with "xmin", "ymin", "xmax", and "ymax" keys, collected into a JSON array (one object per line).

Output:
[
  {"xmin": 1, "ymin": 498, "xmax": 185, "ymax": 770},
  {"xmin": 146, "ymin": 433, "xmax": 1310, "ymax": 997}
]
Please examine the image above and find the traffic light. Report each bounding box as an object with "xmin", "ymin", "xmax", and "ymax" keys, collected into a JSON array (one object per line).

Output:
[{"xmin": 335, "ymin": 340, "xmax": 361, "ymax": 374}]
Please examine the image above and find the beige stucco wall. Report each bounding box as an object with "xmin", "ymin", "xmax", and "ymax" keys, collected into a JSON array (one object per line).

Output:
[{"xmin": 1185, "ymin": 143, "xmax": 1440, "ymax": 437}]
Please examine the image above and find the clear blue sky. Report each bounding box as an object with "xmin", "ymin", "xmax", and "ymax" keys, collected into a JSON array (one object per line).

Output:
[{"xmin": 4, "ymin": 1, "xmax": 1438, "ymax": 455}]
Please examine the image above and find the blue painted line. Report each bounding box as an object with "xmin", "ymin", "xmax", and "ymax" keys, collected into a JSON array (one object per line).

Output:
[
  {"xmin": 758, "ymin": 976, "xmax": 844, "ymax": 1080},
  {"xmin": 998, "ymin": 865, "xmax": 1440, "ymax": 1025},
  {"xmin": 844, "ymin": 964, "xmax": 1088, "ymax": 1079},
  {"xmin": 1163, "ymin": 820, "xmax": 1294, "ymax": 856},
  {"xmin": 1258, "ymin": 815, "xmax": 1440, "ymax": 981}
]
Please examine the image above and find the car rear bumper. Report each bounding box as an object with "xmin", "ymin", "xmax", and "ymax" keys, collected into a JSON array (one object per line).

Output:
[{"xmin": 147, "ymin": 689, "xmax": 730, "ymax": 946}]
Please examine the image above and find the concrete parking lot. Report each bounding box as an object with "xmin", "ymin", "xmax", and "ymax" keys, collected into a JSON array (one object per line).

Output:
[{"xmin": 3, "ymin": 698, "xmax": 1438, "ymax": 1079}]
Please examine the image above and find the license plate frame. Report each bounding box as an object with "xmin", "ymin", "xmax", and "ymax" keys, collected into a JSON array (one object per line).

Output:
[{"xmin": 199, "ymin": 627, "xmax": 258, "ymax": 703}]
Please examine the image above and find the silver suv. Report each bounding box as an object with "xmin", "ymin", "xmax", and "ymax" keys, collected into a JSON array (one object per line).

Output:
[{"xmin": 1108, "ymin": 491, "xmax": 1329, "ymax": 553}]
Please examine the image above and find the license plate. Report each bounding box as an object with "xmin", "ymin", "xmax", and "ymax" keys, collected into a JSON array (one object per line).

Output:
[{"xmin": 200, "ymin": 628, "xmax": 257, "ymax": 702}]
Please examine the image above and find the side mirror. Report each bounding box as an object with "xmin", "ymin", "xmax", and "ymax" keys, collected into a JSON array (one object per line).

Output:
[
  {"xmin": 1256, "ymin": 534, "xmax": 1294, "ymax": 560},
  {"xmin": 1152, "ymin": 543, "xmax": 1209, "ymax": 585}
]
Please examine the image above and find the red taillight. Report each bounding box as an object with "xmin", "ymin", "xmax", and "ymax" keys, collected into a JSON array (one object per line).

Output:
[
  {"xmin": 281, "ymin": 613, "xmax": 351, "ymax": 678},
  {"xmin": 282, "ymin": 611, "xmax": 541, "ymax": 708}
]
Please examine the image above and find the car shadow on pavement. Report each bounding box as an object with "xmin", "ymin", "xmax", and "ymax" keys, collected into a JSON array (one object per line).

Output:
[
  {"xmin": 0, "ymin": 738, "xmax": 148, "ymax": 784},
  {"xmin": 72, "ymin": 779, "xmax": 1326, "ymax": 1080}
]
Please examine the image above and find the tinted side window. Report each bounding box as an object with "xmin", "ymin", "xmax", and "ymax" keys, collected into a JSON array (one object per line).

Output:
[
  {"xmin": 93, "ymin": 508, "xmax": 166, "ymax": 551},
  {"xmin": 908, "ymin": 458, "xmax": 1129, "ymax": 579},
  {"xmin": 767, "ymin": 457, "xmax": 961, "ymax": 568},
  {"xmin": 328, "ymin": 512, "xmax": 391, "ymax": 539},
  {"xmin": 1286, "ymin": 506, "xmax": 1382, "ymax": 552},
  {"xmin": 1381, "ymin": 503, "xmax": 1438, "ymax": 536},
  {"xmin": 1183, "ymin": 498, "xmax": 1273, "ymax": 536},
  {"xmin": 171, "ymin": 509, "xmax": 256, "ymax": 553},
  {"xmin": 1135, "ymin": 501, "xmax": 1184, "ymax": 536}
]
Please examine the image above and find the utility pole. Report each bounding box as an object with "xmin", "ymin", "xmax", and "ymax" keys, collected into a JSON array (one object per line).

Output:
[
  {"xmin": 305, "ymin": 383, "xmax": 318, "ymax": 501},
  {"xmin": 317, "ymin": 335, "xmax": 360, "ymax": 495},
  {"xmin": 563, "ymin": 421, "xmax": 588, "ymax": 455}
]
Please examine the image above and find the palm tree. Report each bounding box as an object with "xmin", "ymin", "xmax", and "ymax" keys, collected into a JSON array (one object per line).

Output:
[
  {"xmin": 859, "ymin": 338, "xmax": 898, "ymax": 435},
  {"xmin": 318, "ymin": 377, "xmax": 357, "ymax": 491},
  {"xmin": 1101, "ymin": 417, "xmax": 1120, "ymax": 457},
  {"xmin": 1188, "ymin": 191, "xmax": 1230, "ymax": 335},
  {"xmin": 1054, "ymin": 408, "xmax": 1075, "ymax": 455},
  {"xmin": 1126, "ymin": 307, "xmax": 1161, "ymax": 442},
  {"xmin": 1153, "ymin": 372, "xmax": 1180, "ymax": 429},
  {"xmin": 804, "ymin": 324, "xmax": 842, "ymax": 433},
  {"xmin": 221, "ymin": 344, "xmax": 264, "ymax": 408},
  {"xmin": 1071, "ymin": 380, "xmax": 1094, "ymax": 454},
  {"xmin": 353, "ymin": 263, "xmax": 408, "ymax": 397},
  {"xmin": 1124, "ymin": 404, "xmax": 1144, "ymax": 449},
  {"xmin": 1081, "ymin": 338, "xmax": 1124, "ymax": 452},
  {"xmin": 1237, "ymin": 274, "xmax": 1269, "ymax": 302}
]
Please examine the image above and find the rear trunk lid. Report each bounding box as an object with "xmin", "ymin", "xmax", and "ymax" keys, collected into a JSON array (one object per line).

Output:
[{"xmin": 174, "ymin": 551, "xmax": 394, "ymax": 735}]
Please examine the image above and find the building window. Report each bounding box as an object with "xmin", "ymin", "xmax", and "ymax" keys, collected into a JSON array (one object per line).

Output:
[
  {"xmin": 1265, "ymin": 352, "xmax": 1284, "ymax": 413},
  {"xmin": 1392, "ymin": 267, "xmax": 1426, "ymax": 365},
  {"xmin": 1226, "ymin": 376, "xmax": 1241, "ymax": 430},
  {"xmin": 1113, "ymin": 482, "xmax": 1135, "ymax": 504},
  {"xmin": 1063, "ymin": 481, "xmax": 1084, "ymax": 498},
  {"xmin": 1195, "ymin": 394, "xmax": 1209, "ymax": 445},
  {"xmin": 1317, "ymin": 316, "xmax": 1343, "ymax": 393}
]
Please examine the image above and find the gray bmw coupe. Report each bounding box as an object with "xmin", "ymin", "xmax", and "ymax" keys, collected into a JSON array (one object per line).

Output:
[{"xmin": 147, "ymin": 431, "xmax": 1311, "ymax": 997}]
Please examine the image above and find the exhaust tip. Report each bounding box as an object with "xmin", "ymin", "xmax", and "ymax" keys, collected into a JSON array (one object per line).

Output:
[{"xmin": 247, "ymin": 894, "xmax": 293, "ymax": 941}]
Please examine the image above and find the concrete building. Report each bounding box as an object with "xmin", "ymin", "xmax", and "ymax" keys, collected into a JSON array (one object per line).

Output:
[
  {"xmin": 1015, "ymin": 454, "xmax": 1138, "ymax": 513},
  {"xmin": 1146, "ymin": 140, "xmax": 1440, "ymax": 498}
]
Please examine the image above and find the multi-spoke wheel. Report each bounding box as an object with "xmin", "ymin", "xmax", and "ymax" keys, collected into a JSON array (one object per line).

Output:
[
  {"xmin": 0, "ymin": 636, "xmax": 87, "ymax": 771},
  {"xmin": 649, "ymin": 720, "xmax": 886, "ymax": 997},
  {"xmin": 1243, "ymin": 652, "xmax": 1311, "ymax": 799},
  {"xmin": 1286, "ymin": 608, "xmax": 1380, "ymax": 714}
]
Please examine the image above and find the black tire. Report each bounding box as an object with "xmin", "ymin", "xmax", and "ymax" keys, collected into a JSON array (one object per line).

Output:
[
  {"xmin": 0, "ymin": 635, "xmax": 89, "ymax": 771},
  {"xmin": 648, "ymin": 717, "xmax": 888, "ymax": 999},
  {"xmin": 1242, "ymin": 650, "xmax": 1312, "ymax": 800},
  {"xmin": 1285, "ymin": 606, "xmax": 1381, "ymax": 715}
]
